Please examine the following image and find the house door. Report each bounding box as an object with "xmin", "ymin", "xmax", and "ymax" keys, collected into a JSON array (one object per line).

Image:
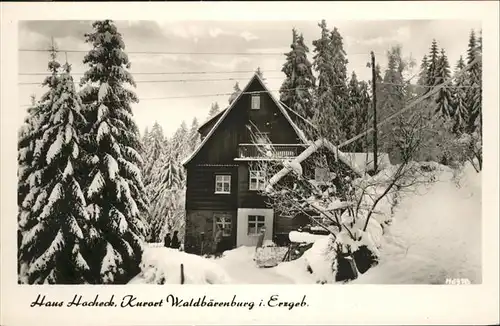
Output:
[
  {"xmin": 214, "ymin": 213, "xmax": 234, "ymax": 251},
  {"xmin": 236, "ymin": 208, "xmax": 274, "ymax": 247}
]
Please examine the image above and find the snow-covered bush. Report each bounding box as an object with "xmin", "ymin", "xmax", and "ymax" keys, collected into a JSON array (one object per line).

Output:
[{"xmin": 275, "ymin": 235, "xmax": 337, "ymax": 284}]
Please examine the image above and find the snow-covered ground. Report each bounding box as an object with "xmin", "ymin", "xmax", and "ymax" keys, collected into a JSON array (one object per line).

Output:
[
  {"xmin": 131, "ymin": 245, "xmax": 294, "ymax": 284},
  {"xmin": 133, "ymin": 163, "xmax": 481, "ymax": 284},
  {"xmin": 352, "ymin": 163, "xmax": 482, "ymax": 284},
  {"xmin": 130, "ymin": 247, "xmax": 232, "ymax": 284},
  {"xmin": 214, "ymin": 246, "xmax": 293, "ymax": 284}
]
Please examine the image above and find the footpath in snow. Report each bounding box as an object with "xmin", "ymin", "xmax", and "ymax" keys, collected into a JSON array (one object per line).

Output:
[{"xmin": 213, "ymin": 246, "xmax": 294, "ymax": 284}]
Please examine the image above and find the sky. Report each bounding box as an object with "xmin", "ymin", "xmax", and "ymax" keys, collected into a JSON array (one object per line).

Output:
[{"xmin": 18, "ymin": 20, "xmax": 481, "ymax": 137}]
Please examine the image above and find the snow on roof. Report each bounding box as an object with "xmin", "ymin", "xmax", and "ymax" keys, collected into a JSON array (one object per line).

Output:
[
  {"xmin": 181, "ymin": 73, "xmax": 309, "ymax": 166},
  {"xmin": 266, "ymin": 138, "xmax": 391, "ymax": 190},
  {"xmin": 198, "ymin": 108, "xmax": 227, "ymax": 131}
]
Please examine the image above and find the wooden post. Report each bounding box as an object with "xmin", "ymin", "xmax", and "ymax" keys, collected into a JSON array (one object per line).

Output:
[{"xmin": 370, "ymin": 51, "xmax": 378, "ymax": 173}]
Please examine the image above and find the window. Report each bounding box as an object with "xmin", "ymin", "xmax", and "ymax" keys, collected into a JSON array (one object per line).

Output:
[
  {"xmin": 315, "ymin": 167, "xmax": 330, "ymax": 183},
  {"xmin": 248, "ymin": 215, "xmax": 265, "ymax": 235},
  {"xmin": 214, "ymin": 213, "xmax": 232, "ymax": 237},
  {"xmin": 249, "ymin": 170, "xmax": 266, "ymax": 191},
  {"xmin": 215, "ymin": 175, "xmax": 231, "ymax": 194},
  {"xmin": 251, "ymin": 94, "xmax": 261, "ymax": 110}
]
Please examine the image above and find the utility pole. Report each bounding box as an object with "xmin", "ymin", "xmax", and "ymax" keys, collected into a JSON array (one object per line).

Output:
[{"xmin": 370, "ymin": 51, "xmax": 378, "ymax": 173}]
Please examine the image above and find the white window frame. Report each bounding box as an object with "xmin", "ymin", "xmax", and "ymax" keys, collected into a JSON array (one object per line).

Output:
[
  {"xmin": 249, "ymin": 170, "xmax": 266, "ymax": 191},
  {"xmin": 215, "ymin": 175, "xmax": 231, "ymax": 194},
  {"xmin": 247, "ymin": 215, "xmax": 265, "ymax": 236},
  {"xmin": 251, "ymin": 94, "xmax": 261, "ymax": 110},
  {"xmin": 214, "ymin": 213, "xmax": 232, "ymax": 237}
]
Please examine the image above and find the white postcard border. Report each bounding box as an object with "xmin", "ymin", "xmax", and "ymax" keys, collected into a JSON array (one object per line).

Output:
[{"xmin": 1, "ymin": 2, "xmax": 499, "ymax": 325}]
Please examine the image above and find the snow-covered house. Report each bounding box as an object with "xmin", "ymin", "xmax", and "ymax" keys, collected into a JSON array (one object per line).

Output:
[
  {"xmin": 181, "ymin": 72, "xmax": 390, "ymax": 255},
  {"xmin": 182, "ymin": 73, "xmax": 313, "ymax": 254}
]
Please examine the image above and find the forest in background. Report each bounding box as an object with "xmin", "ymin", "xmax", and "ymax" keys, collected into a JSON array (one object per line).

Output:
[{"xmin": 140, "ymin": 20, "xmax": 482, "ymax": 243}]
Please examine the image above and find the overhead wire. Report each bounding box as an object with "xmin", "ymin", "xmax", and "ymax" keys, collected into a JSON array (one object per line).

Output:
[{"xmin": 18, "ymin": 48, "xmax": 381, "ymax": 56}]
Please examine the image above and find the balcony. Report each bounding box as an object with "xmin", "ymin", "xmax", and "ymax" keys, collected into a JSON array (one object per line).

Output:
[{"xmin": 237, "ymin": 143, "xmax": 307, "ymax": 160}]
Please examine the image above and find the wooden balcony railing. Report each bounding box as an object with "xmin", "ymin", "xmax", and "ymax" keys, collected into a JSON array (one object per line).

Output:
[{"xmin": 238, "ymin": 144, "xmax": 307, "ymax": 159}]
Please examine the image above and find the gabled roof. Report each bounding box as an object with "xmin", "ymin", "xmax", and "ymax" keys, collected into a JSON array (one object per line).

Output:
[
  {"xmin": 266, "ymin": 138, "xmax": 391, "ymax": 190},
  {"xmin": 182, "ymin": 73, "xmax": 310, "ymax": 166},
  {"xmin": 198, "ymin": 108, "xmax": 226, "ymax": 131}
]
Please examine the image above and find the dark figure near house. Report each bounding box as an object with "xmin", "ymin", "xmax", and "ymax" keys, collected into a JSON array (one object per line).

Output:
[
  {"xmin": 171, "ymin": 231, "xmax": 181, "ymax": 250},
  {"xmin": 164, "ymin": 233, "xmax": 171, "ymax": 248},
  {"xmin": 214, "ymin": 227, "xmax": 223, "ymax": 258}
]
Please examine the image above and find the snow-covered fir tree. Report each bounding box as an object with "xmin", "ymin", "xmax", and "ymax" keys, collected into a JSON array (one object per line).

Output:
[
  {"xmin": 312, "ymin": 20, "xmax": 334, "ymax": 92},
  {"xmin": 381, "ymin": 46, "xmax": 406, "ymax": 110},
  {"xmin": 169, "ymin": 121, "xmax": 189, "ymax": 182},
  {"xmin": 279, "ymin": 29, "xmax": 316, "ymax": 119},
  {"xmin": 434, "ymin": 48, "xmax": 453, "ymax": 118},
  {"xmin": 465, "ymin": 29, "xmax": 482, "ymax": 134},
  {"xmin": 79, "ymin": 20, "xmax": 148, "ymax": 284},
  {"xmin": 18, "ymin": 62, "xmax": 57, "ymax": 281},
  {"xmin": 141, "ymin": 126, "xmax": 149, "ymax": 147},
  {"xmin": 141, "ymin": 118, "xmax": 199, "ymax": 242},
  {"xmin": 228, "ymin": 82, "xmax": 242, "ymax": 105},
  {"xmin": 18, "ymin": 100, "xmax": 43, "ymax": 211},
  {"xmin": 329, "ymin": 27, "xmax": 349, "ymax": 96},
  {"xmin": 142, "ymin": 121, "xmax": 165, "ymax": 187},
  {"xmin": 19, "ymin": 54, "xmax": 93, "ymax": 284},
  {"xmin": 378, "ymin": 46, "xmax": 407, "ymax": 156},
  {"xmin": 208, "ymin": 102, "xmax": 220, "ymax": 119},
  {"xmin": 188, "ymin": 117, "xmax": 201, "ymax": 150},
  {"xmin": 347, "ymin": 72, "xmax": 370, "ymax": 152},
  {"xmin": 255, "ymin": 67, "xmax": 265, "ymax": 82},
  {"xmin": 452, "ymin": 56, "xmax": 468, "ymax": 133},
  {"xmin": 171, "ymin": 121, "xmax": 189, "ymax": 160},
  {"xmin": 426, "ymin": 39, "xmax": 440, "ymax": 90},
  {"xmin": 312, "ymin": 20, "xmax": 337, "ymax": 139},
  {"xmin": 145, "ymin": 145, "xmax": 184, "ymax": 242},
  {"xmin": 358, "ymin": 81, "xmax": 372, "ymax": 151},
  {"xmin": 417, "ymin": 55, "xmax": 429, "ymax": 96},
  {"xmin": 329, "ymin": 26, "xmax": 351, "ymax": 143}
]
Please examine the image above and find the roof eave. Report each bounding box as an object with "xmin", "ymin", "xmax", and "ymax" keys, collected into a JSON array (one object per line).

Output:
[{"xmin": 182, "ymin": 73, "xmax": 261, "ymax": 166}]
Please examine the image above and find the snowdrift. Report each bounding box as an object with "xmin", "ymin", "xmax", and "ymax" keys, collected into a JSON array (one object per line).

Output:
[
  {"xmin": 130, "ymin": 247, "xmax": 232, "ymax": 284},
  {"xmin": 289, "ymin": 231, "xmax": 328, "ymax": 244}
]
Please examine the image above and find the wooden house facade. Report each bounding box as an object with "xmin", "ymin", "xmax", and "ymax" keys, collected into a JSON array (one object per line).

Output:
[{"xmin": 182, "ymin": 73, "xmax": 312, "ymax": 255}]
